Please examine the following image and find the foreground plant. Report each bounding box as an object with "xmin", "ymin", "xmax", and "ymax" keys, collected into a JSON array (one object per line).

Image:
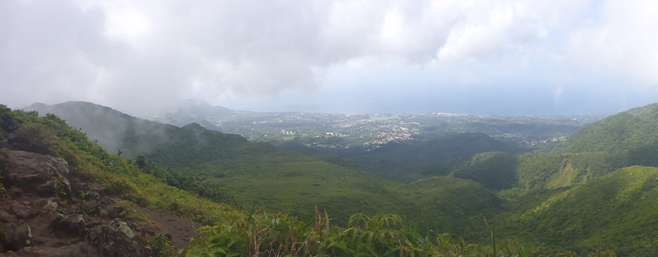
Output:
[{"xmin": 183, "ymin": 206, "xmax": 541, "ymax": 257}]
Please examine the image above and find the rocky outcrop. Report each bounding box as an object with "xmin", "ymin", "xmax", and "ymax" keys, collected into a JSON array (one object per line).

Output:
[
  {"xmin": 54, "ymin": 214, "xmax": 85, "ymax": 236},
  {"xmin": 0, "ymin": 149, "xmax": 72, "ymax": 197},
  {"xmin": 87, "ymin": 219, "xmax": 149, "ymax": 257},
  {"xmin": 0, "ymin": 148, "xmax": 151, "ymax": 257},
  {"xmin": 13, "ymin": 221, "xmax": 32, "ymax": 249}
]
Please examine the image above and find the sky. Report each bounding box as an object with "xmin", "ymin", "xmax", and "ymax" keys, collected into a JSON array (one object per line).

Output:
[{"xmin": 1, "ymin": 0, "xmax": 658, "ymax": 117}]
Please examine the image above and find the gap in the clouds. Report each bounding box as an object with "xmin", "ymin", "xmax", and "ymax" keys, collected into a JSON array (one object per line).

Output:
[{"xmin": 214, "ymin": 60, "xmax": 658, "ymax": 116}]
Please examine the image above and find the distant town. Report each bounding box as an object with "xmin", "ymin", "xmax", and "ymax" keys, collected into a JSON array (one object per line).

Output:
[{"xmin": 154, "ymin": 106, "xmax": 606, "ymax": 150}]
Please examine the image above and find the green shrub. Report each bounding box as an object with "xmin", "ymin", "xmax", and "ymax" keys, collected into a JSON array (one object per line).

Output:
[
  {"xmin": 152, "ymin": 233, "xmax": 175, "ymax": 257},
  {"xmin": 183, "ymin": 208, "xmax": 539, "ymax": 257}
]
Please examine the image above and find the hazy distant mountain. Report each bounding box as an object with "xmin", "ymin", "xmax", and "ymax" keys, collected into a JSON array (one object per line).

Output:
[
  {"xmin": 25, "ymin": 101, "xmax": 271, "ymax": 167},
  {"xmin": 153, "ymin": 99, "xmax": 235, "ymax": 128}
]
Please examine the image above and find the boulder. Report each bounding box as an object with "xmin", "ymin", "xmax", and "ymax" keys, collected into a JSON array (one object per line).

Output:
[
  {"xmin": 0, "ymin": 222, "xmax": 16, "ymax": 250},
  {"xmin": 49, "ymin": 214, "xmax": 65, "ymax": 229},
  {"xmin": 13, "ymin": 221, "xmax": 32, "ymax": 250},
  {"xmin": 31, "ymin": 198, "xmax": 60, "ymax": 211},
  {"xmin": 8, "ymin": 187, "xmax": 22, "ymax": 197},
  {"xmin": 7, "ymin": 202, "xmax": 27, "ymax": 216},
  {"xmin": 0, "ymin": 210, "xmax": 15, "ymax": 223},
  {"xmin": 84, "ymin": 191, "xmax": 101, "ymax": 201},
  {"xmin": 99, "ymin": 197, "xmax": 116, "ymax": 205},
  {"xmin": 87, "ymin": 219, "xmax": 148, "ymax": 257},
  {"xmin": 81, "ymin": 200, "xmax": 99, "ymax": 215},
  {"xmin": 0, "ymin": 150, "xmax": 71, "ymax": 196},
  {"xmin": 36, "ymin": 180, "xmax": 58, "ymax": 196},
  {"xmin": 54, "ymin": 214, "xmax": 85, "ymax": 236},
  {"xmin": 16, "ymin": 208, "xmax": 40, "ymax": 220}
]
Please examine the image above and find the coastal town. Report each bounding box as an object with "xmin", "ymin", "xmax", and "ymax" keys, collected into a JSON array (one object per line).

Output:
[{"xmin": 154, "ymin": 106, "xmax": 604, "ymax": 150}]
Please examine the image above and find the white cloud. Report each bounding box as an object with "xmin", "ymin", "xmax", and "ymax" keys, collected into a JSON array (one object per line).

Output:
[
  {"xmin": 437, "ymin": 2, "xmax": 548, "ymax": 62},
  {"xmin": 567, "ymin": 0, "xmax": 658, "ymax": 85},
  {"xmin": 1, "ymin": 0, "xmax": 657, "ymax": 115}
]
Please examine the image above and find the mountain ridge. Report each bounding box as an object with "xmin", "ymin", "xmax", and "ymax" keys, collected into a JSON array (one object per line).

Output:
[
  {"xmin": 25, "ymin": 101, "xmax": 268, "ymax": 168},
  {"xmin": 563, "ymin": 103, "xmax": 658, "ymax": 154}
]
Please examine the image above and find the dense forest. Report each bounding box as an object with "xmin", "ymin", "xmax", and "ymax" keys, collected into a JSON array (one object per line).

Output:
[
  {"xmin": 2, "ymin": 104, "xmax": 533, "ymax": 256},
  {"xmin": 13, "ymin": 101, "xmax": 658, "ymax": 256}
]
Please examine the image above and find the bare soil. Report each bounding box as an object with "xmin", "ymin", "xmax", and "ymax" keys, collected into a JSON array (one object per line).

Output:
[{"xmin": 140, "ymin": 208, "xmax": 197, "ymax": 249}]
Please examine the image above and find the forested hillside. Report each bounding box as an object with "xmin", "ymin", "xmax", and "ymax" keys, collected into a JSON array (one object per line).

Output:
[
  {"xmin": 279, "ymin": 132, "xmax": 520, "ymax": 174},
  {"xmin": 563, "ymin": 103, "xmax": 658, "ymax": 154},
  {"xmin": 23, "ymin": 101, "xmax": 503, "ymax": 241},
  {"xmin": 374, "ymin": 103, "xmax": 658, "ymax": 256},
  {"xmin": 19, "ymin": 101, "xmax": 658, "ymax": 256},
  {"xmin": 4, "ymin": 104, "xmax": 547, "ymax": 256},
  {"xmin": 496, "ymin": 166, "xmax": 658, "ymax": 256}
]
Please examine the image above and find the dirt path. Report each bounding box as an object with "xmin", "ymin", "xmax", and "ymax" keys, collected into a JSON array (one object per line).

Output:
[{"xmin": 139, "ymin": 208, "xmax": 197, "ymax": 248}]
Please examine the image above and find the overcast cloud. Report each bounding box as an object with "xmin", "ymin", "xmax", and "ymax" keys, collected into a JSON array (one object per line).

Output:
[{"xmin": 1, "ymin": 0, "xmax": 657, "ymax": 116}]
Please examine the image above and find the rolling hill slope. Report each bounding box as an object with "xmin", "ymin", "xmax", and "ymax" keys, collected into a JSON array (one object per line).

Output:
[
  {"xmin": 563, "ymin": 103, "xmax": 658, "ymax": 154},
  {"xmin": 280, "ymin": 132, "xmax": 519, "ymax": 175},
  {"xmin": 23, "ymin": 101, "xmax": 504, "ymax": 240},
  {"xmin": 496, "ymin": 166, "xmax": 658, "ymax": 256}
]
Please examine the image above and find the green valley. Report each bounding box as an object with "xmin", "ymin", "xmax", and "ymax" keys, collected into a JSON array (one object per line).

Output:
[
  {"xmin": 13, "ymin": 101, "xmax": 658, "ymax": 256},
  {"xmin": 25, "ymin": 101, "xmax": 502, "ymax": 242}
]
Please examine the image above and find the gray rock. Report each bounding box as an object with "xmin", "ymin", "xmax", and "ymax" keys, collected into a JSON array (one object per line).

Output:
[
  {"xmin": 43, "ymin": 199, "xmax": 59, "ymax": 212},
  {"xmin": 31, "ymin": 198, "xmax": 60, "ymax": 212},
  {"xmin": 49, "ymin": 213, "xmax": 64, "ymax": 229},
  {"xmin": 81, "ymin": 200, "xmax": 99, "ymax": 215},
  {"xmin": 0, "ymin": 222, "xmax": 16, "ymax": 250},
  {"xmin": 57, "ymin": 175, "xmax": 72, "ymax": 196},
  {"xmin": 84, "ymin": 191, "xmax": 101, "ymax": 201},
  {"xmin": 16, "ymin": 208, "xmax": 40, "ymax": 220},
  {"xmin": 55, "ymin": 214, "xmax": 85, "ymax": 236},
  {"xmin": 36, "ymin": 180, "xmax": 58, "ymax": 196},
  {"xmin": 8, "ymin": 187, "xmax": 23, "ymax": 197},
  {"xmin": 1, "ymin": 150, "xmax": 71, "ymax": 195},
  {"xmin": 110, "ymin": 219, "xmax": 135, "ymax": 239},
  {"xmin": 13, "ymin": 221, "xmax": 32, "ymax": 249},
  {"xmin": 13, "ymin": 242, "xmax": 93, "ymax": 257},
  {"xmin": 100, "ymin": 197, "xmax": 115, "ymax": 205},
  {"xmin": 87, "ymin": 219, "xmax": 148, "ymax": 257},
  {"xmin": 89, "ymin": 183, "xmax": 106, "ymax": 193},
  {"xmin": 30, "ymin": 236, "xmax": 52, "ymax": 246},
  {"xmin": 0, "ymin": 209, "xmax": 15, "ymax": 223}
]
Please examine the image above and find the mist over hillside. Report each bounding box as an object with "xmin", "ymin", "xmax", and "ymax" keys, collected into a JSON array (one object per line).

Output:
[{"xmin": 25, "ymin": 101, "xmax": 271, "ymax": 168}]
